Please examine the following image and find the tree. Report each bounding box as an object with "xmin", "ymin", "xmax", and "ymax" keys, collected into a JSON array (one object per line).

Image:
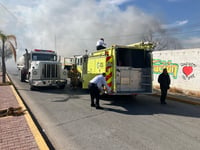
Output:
[
  {"xmin": 142, "ymin": 28, "xmax": 182, "ymax": 51},
  {"xmin": 0, "ymin": 47, "xmax": 14, "ymax": 60},
  {"xmin": 0, "ymin": 31, "xmax": 17, "ymax": 83}
]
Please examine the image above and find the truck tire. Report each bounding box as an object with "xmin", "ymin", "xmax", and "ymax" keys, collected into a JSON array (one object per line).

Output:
[
  {"xmin": 59, "ymin": 84, "xmax": 65, "ymax": 89},
  {"xmin": 30, "ymin": 85, "xmax": 35, "ymax": 91},
  {"xmin": 20, "ymin": 70, "xmax": 26, "ymax": 82},
  {"xmin": 20, "ymin": 74, "xmax": 25, "ymax": 82}
]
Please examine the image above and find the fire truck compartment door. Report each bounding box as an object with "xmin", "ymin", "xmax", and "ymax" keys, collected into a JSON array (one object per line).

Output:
[{"xmin": 116, "ymin": 67, "xmax": 142, "ymax": 92}]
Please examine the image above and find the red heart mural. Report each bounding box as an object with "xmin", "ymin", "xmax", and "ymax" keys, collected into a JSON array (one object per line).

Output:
[{"xmin": 182, "ymin": 66, "xmax": 193, "ymax": 77}]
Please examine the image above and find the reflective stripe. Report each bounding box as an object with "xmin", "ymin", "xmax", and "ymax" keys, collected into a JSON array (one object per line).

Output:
[{"xmin": 106, "ymin": 56, "xmax": 112, "ymax": 87}]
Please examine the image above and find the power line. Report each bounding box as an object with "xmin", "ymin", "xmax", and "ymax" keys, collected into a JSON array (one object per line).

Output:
[{"xmin": 0, "ymin": 2, "xmax": 18, "ymax": 20}]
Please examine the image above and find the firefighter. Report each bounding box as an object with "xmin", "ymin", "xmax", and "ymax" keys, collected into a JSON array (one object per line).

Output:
[
  {"xmin": 88, "ymin": 73, "xmax": 111, "ymax": 109},
  {"xmin": 96, "ymin": 38, "xmax": 106, "ymax": 50},
  {"xmin": 68, "ymin": 65, "xmax": 80, "ymax": 89}
]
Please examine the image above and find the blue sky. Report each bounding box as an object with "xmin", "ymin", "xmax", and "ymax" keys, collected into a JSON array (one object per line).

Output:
[
  {"xmin": 121, "ymin": 0, "xmax": 200, "ymax": 33},
  {"xmin": 122, "ymin": 0, "xmax": 200, "ymax": 23},
  {"xmin": 0, "ymin": 0, "xmax": 200, "ymax": 58}
]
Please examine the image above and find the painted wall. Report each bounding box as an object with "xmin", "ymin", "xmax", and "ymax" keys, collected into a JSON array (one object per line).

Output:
[{"xmin": 152, "ymin": 48, "xmax": 200, "ymax": 97}]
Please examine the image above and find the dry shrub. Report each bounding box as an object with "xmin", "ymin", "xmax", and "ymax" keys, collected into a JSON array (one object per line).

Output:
[{"xmin": 153, "ymin": 86, "xmax": 200, "ymax": 98}]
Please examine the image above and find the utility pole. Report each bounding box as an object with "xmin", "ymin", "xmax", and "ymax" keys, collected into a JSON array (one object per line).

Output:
[{"xmin": 55, "ymin": 34, "xmax": 57, "ymax": 53}]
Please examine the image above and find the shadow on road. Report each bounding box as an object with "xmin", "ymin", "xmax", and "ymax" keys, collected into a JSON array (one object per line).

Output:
[
  {"xmin": 37, "ymin": 87, "xmax": 89, "ymax": 95},
  {"xmin": 100, "ymin": 95, "xmax": 200, "ymax": 118},
  {"xmin": 51, "ymin": 95, "xmax": 80, "ymax": 102}
]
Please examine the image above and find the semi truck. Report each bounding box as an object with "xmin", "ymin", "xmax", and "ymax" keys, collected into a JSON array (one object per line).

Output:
[
  {"xmin": 17, "ymin": 49, "xmax": 67, "ymax": 90},
  {"xmin": 71, "ymin": 41, "xmax": 155, "ymax": 95}
]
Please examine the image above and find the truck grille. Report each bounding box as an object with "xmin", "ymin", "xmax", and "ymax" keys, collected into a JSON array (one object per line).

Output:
[{"xmin": 42, "ymin": 64, "xmax": 59, "ymax": 79}]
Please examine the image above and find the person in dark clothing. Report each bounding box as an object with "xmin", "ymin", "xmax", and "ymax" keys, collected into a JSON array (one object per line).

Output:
[
  {"xmin": 88, "ymin": 73, "xmax": 111, "ymax": 109},
  {"xmin": 158, "ymin": 68, "xmax": 171, "ymax": 104}
]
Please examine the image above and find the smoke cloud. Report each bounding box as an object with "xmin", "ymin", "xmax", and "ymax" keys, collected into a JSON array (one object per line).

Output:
[{"xmin": 1, "ymin": 0, "xmax": 164, "ymax": 58}]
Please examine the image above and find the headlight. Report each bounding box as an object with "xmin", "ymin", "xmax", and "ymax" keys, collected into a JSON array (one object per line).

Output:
[
  {"xmin": 33, "ymin": 70, "xmax": 37, "ymax": 75},
  {"xmin": 63, "ymin": 71, "xmax": 67, "ymax": 76}
]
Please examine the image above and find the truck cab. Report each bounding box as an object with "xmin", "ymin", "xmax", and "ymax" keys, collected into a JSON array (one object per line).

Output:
[{"xmin": 18, "ymin": 49, "xmax": 67, "ymax": 90}]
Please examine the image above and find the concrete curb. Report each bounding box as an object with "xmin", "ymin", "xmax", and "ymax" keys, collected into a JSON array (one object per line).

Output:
[
  {"xmin": 152, "ymin": 93, "xmax": 200, "ymax": 106},
  {"xmin": 6, "ymin": 74, "xmax": 49, "ymax": 150}
]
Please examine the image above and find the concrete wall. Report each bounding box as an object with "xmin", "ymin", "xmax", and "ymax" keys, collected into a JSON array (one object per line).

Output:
[{"xmin": 152, "ymin": 48, "xmax": 200, "ymax": 97}]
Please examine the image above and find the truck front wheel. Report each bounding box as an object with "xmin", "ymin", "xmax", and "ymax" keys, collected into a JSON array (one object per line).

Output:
[
  {"xmin": 30, "ymin": 85, "xmax": 35, "ymax": 91},
  {"xmin": 20, "ymin": 71, "xmax": 26, "ymax": 82}
]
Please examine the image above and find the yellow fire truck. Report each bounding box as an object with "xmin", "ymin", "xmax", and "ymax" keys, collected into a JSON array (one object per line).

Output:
[{"xmin": 73, "ymin": 41, "xmax": 155, "ymax": 95}]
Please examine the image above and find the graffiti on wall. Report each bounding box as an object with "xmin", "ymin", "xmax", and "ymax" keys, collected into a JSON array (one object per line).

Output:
[
  {"xmin": 181, "ymin": 62, "xmax": 196, "ymax": 80},
  {"xmin": 153, "ymin": 59, "xmax": 197, "ymax": 80},
  {"xmin": 153, "ymin": 59, "xmax": 179, "ymax": 79}
]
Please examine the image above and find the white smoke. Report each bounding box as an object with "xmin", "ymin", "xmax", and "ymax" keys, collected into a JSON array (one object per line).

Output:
[{"xmin": 1, "ymin": 0, "xmax": 163, "ymax": 58}]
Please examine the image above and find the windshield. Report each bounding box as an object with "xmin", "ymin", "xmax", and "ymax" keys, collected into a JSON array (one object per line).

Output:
[
  {"xmin": 32, "ymin": 53, "xmax": 57, "ymax": 61},
  {"xmin": 116, "ymin": 48, "xmax": 151, "ymax": 68}
]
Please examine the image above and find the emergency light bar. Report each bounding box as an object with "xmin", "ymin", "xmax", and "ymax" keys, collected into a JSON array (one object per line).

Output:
[{"xmin": 34, "ymin": 49, "xmax": 55, "ymax": 53}]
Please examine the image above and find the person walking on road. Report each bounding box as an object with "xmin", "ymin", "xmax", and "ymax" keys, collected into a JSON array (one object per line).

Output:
[
  {"xmin": 88, "ymin": 73, "xmax": 111, "ymax": 109},
  {"xmin": 96, "ymin": 38, "xmax": 106, "ymax": 50},
  {"xmin": 158, "ymin": 68, "xmax": 171, "ymax": 104}
]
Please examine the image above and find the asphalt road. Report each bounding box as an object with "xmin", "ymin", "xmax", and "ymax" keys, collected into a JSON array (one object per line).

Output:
[{"xmin": 8, "ymin": 70, "xmax": 200, "ymax": 150}]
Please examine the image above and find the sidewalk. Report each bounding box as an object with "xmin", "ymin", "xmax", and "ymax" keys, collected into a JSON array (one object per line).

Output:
[
  {"xmin": 153, "ymin": 89, "xmax": 200, "ymax": 106},
  {"xmin": 0, "ymin": 72, "xmax": 49, "ymax": 150}
]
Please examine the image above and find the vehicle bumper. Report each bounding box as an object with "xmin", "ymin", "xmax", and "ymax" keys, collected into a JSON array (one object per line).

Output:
[{"xmin": 30, "ymin": 79, "xmax": 67, "ymax": 87}]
